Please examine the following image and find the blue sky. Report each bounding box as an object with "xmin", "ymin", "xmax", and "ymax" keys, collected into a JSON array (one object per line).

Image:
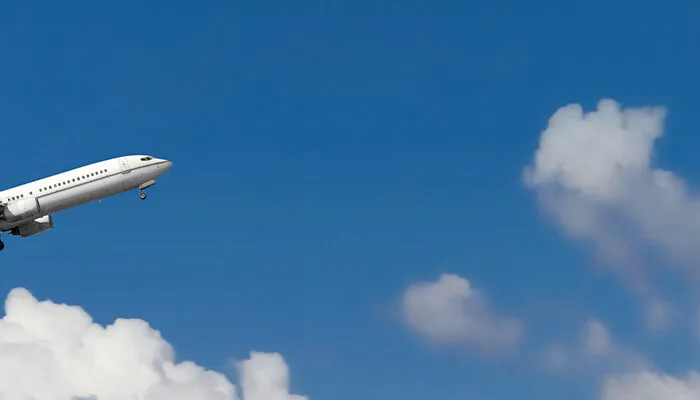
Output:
[{"xmin": 1, "ymin": 1, "xmax": 700, "ymax": 399}]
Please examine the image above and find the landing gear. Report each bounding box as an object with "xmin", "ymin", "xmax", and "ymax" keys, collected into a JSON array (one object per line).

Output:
[
  {"xmin": 138, "ymin": 179, "xmax": 156, "ymax": 201},
  {"xmin": 0, "ymin": 239, "xmax": 5, "ymax": 252}
]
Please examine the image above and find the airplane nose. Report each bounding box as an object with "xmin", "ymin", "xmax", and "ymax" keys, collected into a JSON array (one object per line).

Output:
[
  {"xmin": 156, "ymin": 159, "xmax": 172, "ymax": 169},
  {"xmin": 154, "ymin": 159, "xmax": 172, "ymax": 177}
]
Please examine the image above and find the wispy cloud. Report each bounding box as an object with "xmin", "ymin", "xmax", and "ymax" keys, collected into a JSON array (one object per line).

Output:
[
  {"xmin": 601, "ymin": 371, "xmax": 700, "ymax": 400},
  {"xmin": 538, "ymin": 317, "xmax": 649, "ymax": 378}
]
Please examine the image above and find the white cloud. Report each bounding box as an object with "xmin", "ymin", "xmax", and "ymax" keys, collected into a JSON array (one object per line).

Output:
[
  {"xmin": 601, "ymin": 371, "xmax": 700, "ymax": 400},
  {"xmin": 521, "ymin": 98, "xmax": 700, "ymax": 339},
  {"xmin": 523, "ymin": 99, "xmax": 700, "ymax": 291},
  {"xmin": 583, "ymin": 319, "xmax": 612, "ymax": 358},
  {"xmin": 237, "ymin": 352, "xmax": 307, "ymax": 400},
  {"xmin": 0, "ymin": 287, "xmax": 306, "ymax": 400},
  {"xmin": 401, "ymin": 273, "xmax": 522, "ymax": 355}
]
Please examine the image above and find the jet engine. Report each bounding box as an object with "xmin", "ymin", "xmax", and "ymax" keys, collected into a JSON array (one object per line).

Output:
[
  {"xmin": 2, "ymin": 198, "xmax": 40, "ymax": 222},
  {"xmin": 11, "ymin": 215, "xmax": 53, "ymax": 237}
]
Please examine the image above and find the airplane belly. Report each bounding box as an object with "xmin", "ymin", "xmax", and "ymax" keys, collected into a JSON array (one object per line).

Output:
[{"xmin": 38, "ymin": 189, "xmax": 78, "ymax": 215}]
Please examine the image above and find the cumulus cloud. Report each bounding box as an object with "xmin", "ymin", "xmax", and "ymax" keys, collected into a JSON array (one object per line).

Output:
[
  {"xmin": 523, "ymin": 99, "xmax": 700, "ymax": 283},
  {"xmin": 522, "ymin": 98, "xmax": 700, "ymax": 337},
  {"xmin": 401, "ymin": 273, "xmax": 522, "ymax": 355},
  {"xmin": 0, "ymin": 287, "xmax": 306, "ymax": 400},
  {"xmin": 237, "ymin": 352, "xmax": 307, "ymax": 400},
  {"xmin": 601, "ymin": 371, "xmax": 700, "ymax": 400}
]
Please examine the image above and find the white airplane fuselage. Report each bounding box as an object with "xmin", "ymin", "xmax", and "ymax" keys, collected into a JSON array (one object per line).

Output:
[{"xmin": 0, "ymin": 155, "xmax": 172, "ymax": 244}]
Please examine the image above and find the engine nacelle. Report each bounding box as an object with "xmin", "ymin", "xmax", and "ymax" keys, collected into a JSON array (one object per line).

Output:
[
  {"xmin": 3, "ymin": 198, "xmax": 40, "ymax": 222},
  {"xmin": 11, "ymin": 215, "xmax": 53, "ymax": 238}
]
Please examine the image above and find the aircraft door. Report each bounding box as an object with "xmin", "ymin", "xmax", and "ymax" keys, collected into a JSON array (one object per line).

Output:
[{"xmin": 119, "ymin": 158, "xmax": 131, "ymax": 174}]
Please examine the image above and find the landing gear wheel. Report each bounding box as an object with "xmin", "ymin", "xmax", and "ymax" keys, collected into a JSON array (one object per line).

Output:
[
  {"xmin": 139, "ymin": 192, "xmax": 147, "ymax": 200},
  {"xmin": 0, "ymin": 240, "xmax": 5, "ymax": 251}
]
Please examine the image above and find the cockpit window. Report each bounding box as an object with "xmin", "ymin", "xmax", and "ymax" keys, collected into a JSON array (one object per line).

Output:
[{"xmin": 140, "ymin": 156, "xmax": 153, "ymax": 161}]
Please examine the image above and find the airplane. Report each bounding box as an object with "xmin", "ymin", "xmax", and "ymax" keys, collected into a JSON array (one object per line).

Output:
[{"xmin": 0, "ymin": 155, "xmax": 172, "ymax": 251}]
